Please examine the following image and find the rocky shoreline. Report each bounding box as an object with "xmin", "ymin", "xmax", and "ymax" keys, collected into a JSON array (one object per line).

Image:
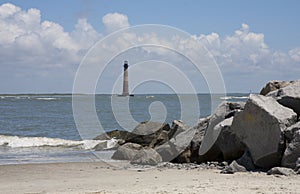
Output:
[{"xmin": 95, "ymin": 80, "xmax": 300, "ymax": 176}]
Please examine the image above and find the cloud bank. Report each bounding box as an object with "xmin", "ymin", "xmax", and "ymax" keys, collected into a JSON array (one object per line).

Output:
[{"xmin": 0, "ymin": 3, "xmax": 299, "ymax": 93}]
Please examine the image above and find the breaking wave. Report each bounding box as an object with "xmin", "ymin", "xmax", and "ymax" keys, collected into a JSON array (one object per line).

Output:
[
  {"xmin": 220, "ymin": 96, "xmax": 249, "ymax": 100},
  {"xmin": 0, "ymin": 135, "xmax": 118, "ymax": 150},
  {"xmin": 35, "ymin": 97, "xmax": 58, "ymax": 101},
  {"xmin": 146, "ymin": 95, "xmax": 155, "ymax": 99}
]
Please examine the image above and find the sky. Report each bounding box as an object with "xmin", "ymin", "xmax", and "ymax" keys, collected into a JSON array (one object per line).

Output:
[{"xmin": 0, "ymin": 0, "xmax": 300, "ymax": 93}]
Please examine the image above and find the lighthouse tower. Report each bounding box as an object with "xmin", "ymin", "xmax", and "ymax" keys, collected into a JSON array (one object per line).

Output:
[{"xmin": 122, "ymin": 60, "xmax": 129, "ymax": 96}]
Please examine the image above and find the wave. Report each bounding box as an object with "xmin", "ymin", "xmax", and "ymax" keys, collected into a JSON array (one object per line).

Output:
[
  {"xmin": 0, "ymin": 96, "xmax": 60, "ymax": 100},
  {"xmin": 0, "ymin": 135, "xmax": 118, "ymax": 150},
  {"xmin": 0, "ymin": 96, "xmax": 30, "ymax": 99},
  {"xmin": 220, "ymin": 96, "xmax": 249, "ymax": 100},
  {"xmin": 35, "ymin": 97, "xmax": 58, "ymax": 101},
  {"xmin": 146, "ymin": 95, "xmax": 155, "ymax": 98}
]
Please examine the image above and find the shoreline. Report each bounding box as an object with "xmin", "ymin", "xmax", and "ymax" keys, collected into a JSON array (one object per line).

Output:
[{"xmin": 1, "ymin": 161, "xmax": 300, "ymax": 194}]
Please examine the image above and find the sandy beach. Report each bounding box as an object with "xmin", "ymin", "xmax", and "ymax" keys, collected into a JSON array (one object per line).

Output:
[{"xmin": 0, "ymin": 162, "xmax": 299, "ymax": 194}]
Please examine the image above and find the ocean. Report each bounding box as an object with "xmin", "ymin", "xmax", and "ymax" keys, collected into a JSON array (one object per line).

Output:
[{"xmin": 0, "ymin": 94, "xmax": 248, "ymax": 165}]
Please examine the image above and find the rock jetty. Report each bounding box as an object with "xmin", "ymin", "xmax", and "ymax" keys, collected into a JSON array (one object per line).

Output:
[{"xmin": 95, "ymin": 80, "xmax": 300, "ymax": 175}]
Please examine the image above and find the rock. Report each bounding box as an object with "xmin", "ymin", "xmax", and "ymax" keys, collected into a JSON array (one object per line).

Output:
[
  {"xmin": 282, "ymin": 130, "xmax": 300, "ymax": 169},
  {"xmin": 151, "ymin": 130, "xmax": 169, "ymax": 147},
  {"xmin": 199, "ymin": 102, "xmax": 245, "ymax": 158},
  {"xmin": 111, "ymin": 143, "xmax": 142, "ymax": 160},
  {"xmin": 267, "ymin": 167, "xmax": 296, "ymax": 176},
  {"xmin": 130, "ymin": 148, "xmax": 162, "ymax": 166},
  {"xmin": 215, "ymin": 117, "xmax": 245, "ymax": 160},
  {"xmin": 172, "ymin": 147, "xmax": 192, "ymax": 163},
  {"xmin": 155, "ymin": 143, "xmax": 174, "ymax": 162},
  {"xmin": 267, "ymin": 80, "xmax": 300, "ymax": 116},
  {"xmin": 221, "ymin": 160, "xmax": 247, "ymax": 174},
  {"xmin": 93, "ymin": 141, "xmax": 107, "ymax": 151},
  {"xmin": 231, "ymin": 94, "xmax": 297, "ymax": 169},
  {"xmin": 155, "ymin": 127, "xmax": 196, "ymax": 163},
  {"xmin": 199, "ymin": 117, "xmax": 245, "ymax": 162},
  {"xmin": 190, "ymin": 116, "xmax": 210, "ymax": 162},
  {"xmin": 169, "ymin": 120, "xmax": 189, "ymax": 138},
  {"xmin": 170, "ymin": 127, "xmax": 196, "ymax": 154},
  {"xmin": 284, "ymin": 122, "xmax": 300, "ymax": 142},
  {"xmin": 296, "ymin": 158, "xmax": 300, "ymax": 171},
  {"xmin": 125, "ymin": 121, "xmax": 170, "ymax": 147},
  {"xmin": 94, "ymin": 130, "xmax": 130, "ymax": 140},
  {"xmin": 260, "ymin": 80, "xmax": 293, "ymax": 96},
  {"xmin": 236, "ymin": 150, "xmax": 256, "ymax": 171}
]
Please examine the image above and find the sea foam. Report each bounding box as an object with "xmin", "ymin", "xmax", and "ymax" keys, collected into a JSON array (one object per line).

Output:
[{"xmin": 0, "ymin": 135, "xmax": 118, "ymax": 150}]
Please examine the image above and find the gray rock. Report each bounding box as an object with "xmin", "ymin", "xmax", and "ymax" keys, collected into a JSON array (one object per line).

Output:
[
  {"xmin": 111, "ymin": 143, "xmax": 142, "ymax": 160},
  {"xmin": 190, "ymin": 116, "xmax": 210, "ymax": 153},
  {"xmin": 155, "ymin": 127, "xmax": 196, "ymax": 163},
  {"xmin": 94, "ymin": 130, "xmax": 130, "ymax": 140},
  {"xmin": 221, "ymin": 160, "xmax": 247, "ymax": 174},
  {"xmin": 169, "ymin": 120, "xmax": 189, "ymax": 138},
  {"xmin": 189, "ymin": 117, "xmax": 209, "ymax": 162},
  {"xmin": 231, "ymin": 94, "xmax": 297, "ymax": 169},
  {"xmin": 199, "ymin": 102, "xmax": 244, "ymax": 157},
  {"xmin": 155, "ymin": 143, "xmax": 174, "ymax": 162},
  {"xmin": 236, "ymin": 150, "xmax": 256, "ymax": 171},
  {"xmin": 170, "ymin": 126, "xmax": 196, "ymax": 153},
  {"xmin": 284, "ymin": 122, "xmax": 300, "ymax": 142},
  {"xmin": 130, "ymin": 148, "xmax": 162, "ymax": 166},
  {"xmin": 282, "ymin": 130, "xmax": 300, "ymax": 169},
  {"xmin": 215, "ymin": 117, "xmax": 245, "ymax": 160},
  {"xmin": 267, "ymin": 167, "xmax": 296, "ymax": 176},
  {"xmin": 172, "ymin": 147, "xmax": 192, "ymax": 163},
  {"xmin": 260, "ymin": 80, "xmax": 293, "ymax": 96},
  {"xmin": 93, "ymin": 141, "xmax": 107, "ymax": 151},
  {"xmin": 199, "ymin": 117, "xmax": 245, "ymax": 162},
  {"xmin": 296, "ymin": 158, "xmax": 300, "ymax": 171},
  {"xmin": 125, "ymin": 121, "xmax": 170, "ymax": 147},
  {"xmin": 267, "ymin": 80, "xmax": 300, "ymax": 116}
]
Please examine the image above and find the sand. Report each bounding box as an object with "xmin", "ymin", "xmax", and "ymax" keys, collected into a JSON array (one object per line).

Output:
[{"xmin": 0, "ymin": 162, "xmax": 299, "ymax": 194}]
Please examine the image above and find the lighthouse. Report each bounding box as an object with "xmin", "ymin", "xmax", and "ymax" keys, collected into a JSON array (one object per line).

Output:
[{"xmin": 120, "ymin": 61, "xmax": 133, "ymax": 96}]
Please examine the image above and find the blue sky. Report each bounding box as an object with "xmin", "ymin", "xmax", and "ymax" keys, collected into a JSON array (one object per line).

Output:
[{"xmin": 0, "ymin": 0, "xmax": 300, "ymax": 93}]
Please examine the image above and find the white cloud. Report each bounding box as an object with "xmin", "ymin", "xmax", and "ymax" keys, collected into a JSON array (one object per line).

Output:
[
  {"xmin": 0, "ymin": 3, "xmax": 299, "ymax": 93},
  {"xmin": 102, "ymin": 13, "xmax": 130, "ymax": 33},
  {"xmin": 0, "ymin": 3, "xmax": 21, "ymax": 18},
  {"xmin": 71, "ymin": 18, "xmax": 101, "ymax": 49},
  {"xmin": 289, "ymin": 48, "xmax": 300, "ymax": 62}
]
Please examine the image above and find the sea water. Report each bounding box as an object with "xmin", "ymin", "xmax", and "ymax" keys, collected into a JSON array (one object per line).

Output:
[{"xmin": 0, "ymin": 94, "xmax": 248, "ymax": 165}]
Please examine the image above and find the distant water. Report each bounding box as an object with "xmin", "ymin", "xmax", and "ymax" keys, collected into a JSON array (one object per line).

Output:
[{"xmin": 0, "ymin": 94, "xmax": 248, "ymax": 165}]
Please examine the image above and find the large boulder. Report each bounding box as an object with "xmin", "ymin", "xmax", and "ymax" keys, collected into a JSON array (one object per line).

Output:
[
  {"xmin": 282, "ymin": 129, "xmax": 300, "ymax": 169},
  {"xmin": 130, "ymin": 148, "xmax": 162, "ymax": 166},
  {"xmin": 267, "ymin": 80, "xmax": 300, "ymax": 116},
  {"xmin": 155, "ymin": 127, "xmax": 196, "ymax": 163},
  {"xmin": 236, "ymin": 150, "xmax": 256, "ymax": 171},
  {"xmin": 199, "ymin": 102, "xmax": 245, "ymax": 160},
  {"xmin": 260, "ymin": 80, "xmax": 293, "ymax": 96},
  {"xmin": 190, "ymin": 116, "xmax": 210, "ymax": 162},
  {"xmin": 231, "ymin": 94, "xmax": 297, "ymax": 169},
  {"xmin": 111, "ymin": 143, "xmax": 142, "ymax": 160},
  {"xmin": 169, "ymin": 126, "xmax": 196, "ymax": 163},
  {"xmin": 199, "ymin": 117, "xmax": 245, "ymax": 162},
  {"xmin": 125, "ymin": 121, "xmax": 170, "ymax": 147}
]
